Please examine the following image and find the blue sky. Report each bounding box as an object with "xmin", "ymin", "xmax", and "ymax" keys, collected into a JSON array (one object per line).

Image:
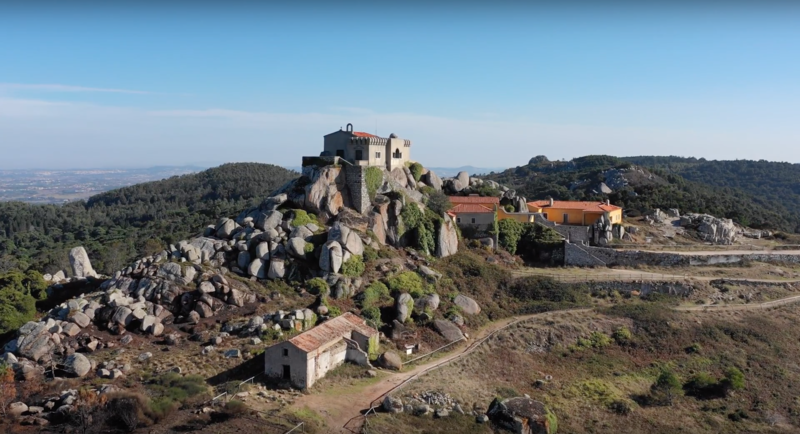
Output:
[{"xmin": 1, "ymin": 1, "xmax": 799, "ymax": 169}]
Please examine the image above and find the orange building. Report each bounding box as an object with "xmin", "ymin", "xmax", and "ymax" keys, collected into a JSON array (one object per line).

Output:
[{"xmin": 527, "ymin": 199, "xmax": 622, "ymax": 226}]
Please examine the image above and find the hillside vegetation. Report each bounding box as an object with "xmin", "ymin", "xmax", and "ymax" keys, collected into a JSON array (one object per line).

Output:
[
  {"xmin": 484, "ymin": 155, "xmax": 799, "ymax": 232},
  {"xmin": 623, "ymin": 156, "xmax": 800, "ymax": 233},
  {"xmin": 0, "ymin": 163, "xmax": 297, "ymax": 274}
]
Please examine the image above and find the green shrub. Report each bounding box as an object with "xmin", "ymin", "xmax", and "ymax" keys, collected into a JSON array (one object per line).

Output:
[
  {"xmin": 365, "ymin": 167, "xmax": 384, "ymax": 199},
  {"xmin": 304, "ymin": 242, "xmax": 315, "ymax": 254},
  {"xmin": 612, "ymin": 326, "xmax": 632, "ymax": 344},
  {"xmin": 341, "ymin": 255, "xmax": 365, "ymax": 277},
  {"xmin": 0, "ymin": 274, "xmax": 37, "ymax": 335},
  {"xmin": 683, "ymin": 372, "xmax": 721, "ymax": 398},
  {"xmin": 306, "ymin": 278, "xmax": 329, "ymax": 296},
  {"xmin": 361, "ymin": 306, "xmax": 383, "ymax": 328},
  {"xmin": 149, "ymin": 373, "xmax": 208, "ymax": 403},
  {"xmin": 504, "ymin": 204, "xmax": 515, "ymax": 213},
  {"xmin": 363, "ymin": 245, "xmax": 379, "ymax": 262},
  {"xmin": 386, "ymin": 271, "xmax": 426, "ymax": 297},
  {"xmin": 573, "ymin": 331, "xmax": 611, "ymax": 351},
  {"xmin": 291, "ymin": 209, "xmax": 318, "ymax": 228},
  {"xmin": 361, "ymin": 281, "xmax": 390, "ymax": 308},
  {"xmin": 649, "ymin": 369, "xmax": 683, "ymax": 405},
  {"xmin": 400, "ymin": 202, "xmax": 436, "ymax": 254},
  {"xmin": 425, "ymin": 191, "xmax": 453, "ymax": 216},
  {"xmin": 721, "ymin": 367, "xmax": 745, "ymax": 393},
  {"xmin": 409, "ymin": 162, "xmax": 424, "ymax": 182},
  {"xmin": 497, "ymin": 219, "xmax": 525, "ymax": 254}
]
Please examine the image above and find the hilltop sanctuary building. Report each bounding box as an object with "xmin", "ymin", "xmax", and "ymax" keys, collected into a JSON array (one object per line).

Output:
[{"xmin": 321, "ymin": 123, "xmax": 411, "ymax": 171}]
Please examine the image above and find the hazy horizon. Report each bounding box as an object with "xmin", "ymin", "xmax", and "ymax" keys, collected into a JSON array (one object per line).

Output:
[{"xmin": 2, "ymin": 2, "xmax": 800, "ymax": 169}]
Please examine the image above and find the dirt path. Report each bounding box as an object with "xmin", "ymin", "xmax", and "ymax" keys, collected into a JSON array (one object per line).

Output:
[
  {"xmin": 291, "ymin": 308, "xmax": 591, "ymax": 433},
  {"xmin": 626, "ymin": 249, "xmax": 800, "ymax": 256},
  {"xmin": 674, "ymin": 294, "xmax": 800, "ymax": 311}
]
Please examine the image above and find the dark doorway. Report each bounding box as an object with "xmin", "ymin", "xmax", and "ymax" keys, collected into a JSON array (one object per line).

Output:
[
  {"xmin": 355, "ymin": 149, "xmax": 363, "ymax": 160},
  {"xmin": 282, "ymin": 365, "xmax": 291, "ymax": 379},
  {"xmin": 335, "ymin": 149, "xmax": 345, "ymax": 158}
]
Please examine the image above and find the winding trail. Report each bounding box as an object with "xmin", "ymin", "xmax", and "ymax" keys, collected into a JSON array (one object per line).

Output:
[
  {"xmin": 291, "ymin": 309, "xmax": 591, "ymax": 433},
  {"xmin": 290, "ymin": 282, "xmax": 800, "ymax": 433}
]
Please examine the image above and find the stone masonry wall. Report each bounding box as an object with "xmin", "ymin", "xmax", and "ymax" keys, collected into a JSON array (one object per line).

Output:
[
  {"xmin": 344, "ymin": 165, "xmax": 371, "ymax": 215},
  {"xmin": 565, "ymin": 243, "xmax": 800, "ymax": 267}
]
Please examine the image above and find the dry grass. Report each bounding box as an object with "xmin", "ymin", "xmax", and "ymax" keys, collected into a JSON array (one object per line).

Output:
[{"xmin": 381, "ymin": 303, "xmax": 800, "ymax": 433}]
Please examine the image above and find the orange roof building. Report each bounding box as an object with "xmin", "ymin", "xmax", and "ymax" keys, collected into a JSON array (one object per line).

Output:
[
  {"xmin": 263, "ymin": 312, "xmax": 378, "ymax": 389},
  {"xmin": 527, "ymin": 199, "xmax": 623, "ymax": 226}
]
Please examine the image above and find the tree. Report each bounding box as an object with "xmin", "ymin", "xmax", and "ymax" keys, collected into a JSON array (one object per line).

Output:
[
  {"xmin": 425, "ymin": 191, "xmax": 452, "ymax": 216},
  {"xmin": 650, "ymin": 369, "xmax": 683, "ymax": 406}
]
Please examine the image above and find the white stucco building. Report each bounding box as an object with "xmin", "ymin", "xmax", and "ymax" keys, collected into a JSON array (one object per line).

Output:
[
  {"xmin": 263, "ymin": 312, "xmax": 378, "ymax": 389},
  {"xmin": 322, "ymin": 123, "xmax": 411, "ymax": 171}
]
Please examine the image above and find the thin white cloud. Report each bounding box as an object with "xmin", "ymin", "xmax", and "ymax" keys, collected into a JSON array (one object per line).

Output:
[{"xmin": 0, "ymin": 83, "xmax": 150, "ymax": 95}]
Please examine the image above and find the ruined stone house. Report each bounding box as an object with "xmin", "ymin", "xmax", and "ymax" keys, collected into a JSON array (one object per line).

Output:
[{"xmin": 263, "ymin": 312, "xmax": 378, "ymax": 389}]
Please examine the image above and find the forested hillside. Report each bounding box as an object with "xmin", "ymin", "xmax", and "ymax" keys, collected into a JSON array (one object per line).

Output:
[
  {"xmin": 0, "ymin": 163, "xmax": 297, "ymax": 274},
  {"xmin": 623, "ymin": 156, "xmax": 800, "ymax": 230},
  {"xmin": 485, "ymin": 155, "xmax": 800, "ymax": 233}
]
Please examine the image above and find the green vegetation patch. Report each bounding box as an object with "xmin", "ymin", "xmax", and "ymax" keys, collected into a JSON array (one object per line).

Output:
[
  {"xmin": 365, "ymin": 167, "xmax": 384, "ymax": 200},
  {"xmin": 341, "ymin": 255, "xmax": 366, "ymax": 277}
]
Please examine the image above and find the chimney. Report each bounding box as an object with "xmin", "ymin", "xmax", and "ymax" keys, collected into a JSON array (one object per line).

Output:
[
  {"xmin": 549, "ymin": 198, "xmax": 554, "ymax": 207},
  {"xmin": 606, "ymin": 200, "xmax": 610, "ymax": 206}
]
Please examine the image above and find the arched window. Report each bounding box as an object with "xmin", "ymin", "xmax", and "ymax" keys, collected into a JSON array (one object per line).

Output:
[{"xmin": 393, "ymin": 148, "xmax": 402, "ymax": 158}]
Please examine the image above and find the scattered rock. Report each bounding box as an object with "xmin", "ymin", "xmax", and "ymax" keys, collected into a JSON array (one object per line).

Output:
[
  {"xmin": 453, "ymin": 294, "xmax": 481, "ymax": 315},
  {"xmin": 379, "ymin": 351, "xmax": 402, "ymax": 370},
  {"xmin": 383, "ymin": 395, "xmax": 404, "ymax": 413},
  {"xmin": 63, "ymin": 353, "xmax": 91, "ymax": 377}
]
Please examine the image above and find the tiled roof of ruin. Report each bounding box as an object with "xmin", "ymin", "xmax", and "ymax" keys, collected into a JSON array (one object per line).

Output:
[{"xmin": 288, "ymin": 312, "xmax": 377, "ymax": 353}]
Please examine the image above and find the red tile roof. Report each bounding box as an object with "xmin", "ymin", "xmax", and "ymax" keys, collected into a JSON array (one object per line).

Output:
[
  {"xmin": 527, "ymin": 200, "xmax": 622, "ymax": 212},
  {"xmin": 288, "ymin": 312, "xmax": 377, "ymax": 353},
  {"xmin": 352, "ymin": 132, "xmax": 378, "ymax": 138},
  {"xmin": 448, "ymin": 203, "xmax": 495, "ymax": 214},
  {"xmin": 449, "ymin": 196, "xmax": 500, "ymax": 204}
]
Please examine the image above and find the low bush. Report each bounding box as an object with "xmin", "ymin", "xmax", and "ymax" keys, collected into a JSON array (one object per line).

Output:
[
  {"xmin": 386, "ymin": 271, "xmax": 426, "ymax": 296},
  {"xmin": 362, "ymin": 245, "xmax": 379, "ymax": 262},
  {"xmin": 612, "ymin": 326, "xmax": 633, "ymax": 344},
  {"xmin": 649, "ymin": 369, "xmax": 683, "ymax": 406},
  {"xmin": 291, "ymin": 209, "xmax": 318, "ymax": 227},
  {"xmin": 361, "ymin": 306, "xmax": 383, "ymax": 328},
  {"xmin": 361, "ymin": 281, "xmax": 390, "ymax": 308},
  {"xmin": 306, "ymin": 278, "xmax": 329, "ymax": 296},
  {"xmin": 409, "ymin": 162, "xmax": 424, "ymax": 182},
  {"xmin": 341, "ymin": 255, "xmax": 365, "ymax": 277},
  {"xmin": 222, "ymin": 400, "xmax": 249, "ymax": 418}
]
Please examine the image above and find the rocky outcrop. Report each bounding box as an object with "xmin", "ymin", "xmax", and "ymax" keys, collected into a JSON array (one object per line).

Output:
[
  {"xmin": 396, "ymin": 293, "xmax": 413, "ymax": 323},
  {"xmin": 435, "ymin": 214, "xmax": 458, "ymax": 258},
  {"xmin": 69, "ymin": 246, "xmax": 97, "ymax": 278},
  {"xmin": 487, "ymin": 397, "xmax": 556, "ymax": 434},
  {"xmin": 303, "ymin": 166, "xmax": 346, "ymax": 220},
  {"xmin": 433, "ymin": 319, "xmax": 463, "ymax": 342},
  {"xmin": 320, "ymin": 241, "xmax": 343, "ymax": 273},
  {"xmin": 680, "ymin": 213, "xmax": 739, "ymax": 245},
  {"xmin": 423, "ymin": 170, "xmax": 443, "ymax": 191}
]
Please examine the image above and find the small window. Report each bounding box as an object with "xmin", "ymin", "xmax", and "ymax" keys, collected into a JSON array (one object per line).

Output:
[
  {"xmin": 471, "ymin": 218, "xmax": 476, "ymax": 224},
  {"xmin": 563, "ymin": 213, "xmax": 569, "ymax": 224},
  {"xmin": 393, "ymin": 148, "xmax": 402, "ymax": 158},
  {"xmin": 355, "ymin": 149, "xmax": 363, "ymax": 160},
  {"xmin": 282, "ymin": 348, "xmax": 289, "ymax": 357},
  {"xmin": 456, "ymin": 217, "xmax": 461, "ymax": 223},
  {"xmin": 375, "ymin": 152, "xmax": 381, "ymax": 159}
]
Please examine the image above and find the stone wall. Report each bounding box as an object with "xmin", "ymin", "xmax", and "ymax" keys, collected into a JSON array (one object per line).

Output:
[
  {"xmin": 565, "ymin": 243, "xmax": 800, "ymax": 268},
  {"xmin": 587, "ymin": 280, "xmax": 696, "ymax": 297},
  {"xmin": 554, "ymin": 226, "xmax": 591, "ymax": 244},
  {"xmin": 344, "ymin": 165, "xmax": 371, "ymax": 215}
]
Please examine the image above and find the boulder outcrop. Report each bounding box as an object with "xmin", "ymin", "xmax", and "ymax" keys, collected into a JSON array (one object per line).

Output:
[{"xmin": 69, "ymin": 246, "xmax": 97, "ymax": 278}]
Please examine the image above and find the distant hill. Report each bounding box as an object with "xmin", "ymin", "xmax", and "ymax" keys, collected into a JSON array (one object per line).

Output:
[
  {"xmin": 622, "ymin": 156, "xmax": 800, "ymax": 231},
  {"xmin": 0, "ymin": 163, "xmax": 298, "ymax": 273},
  {"xmin": 484, "ymin": 155, "xmax": 800, "ymax": 233}
]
